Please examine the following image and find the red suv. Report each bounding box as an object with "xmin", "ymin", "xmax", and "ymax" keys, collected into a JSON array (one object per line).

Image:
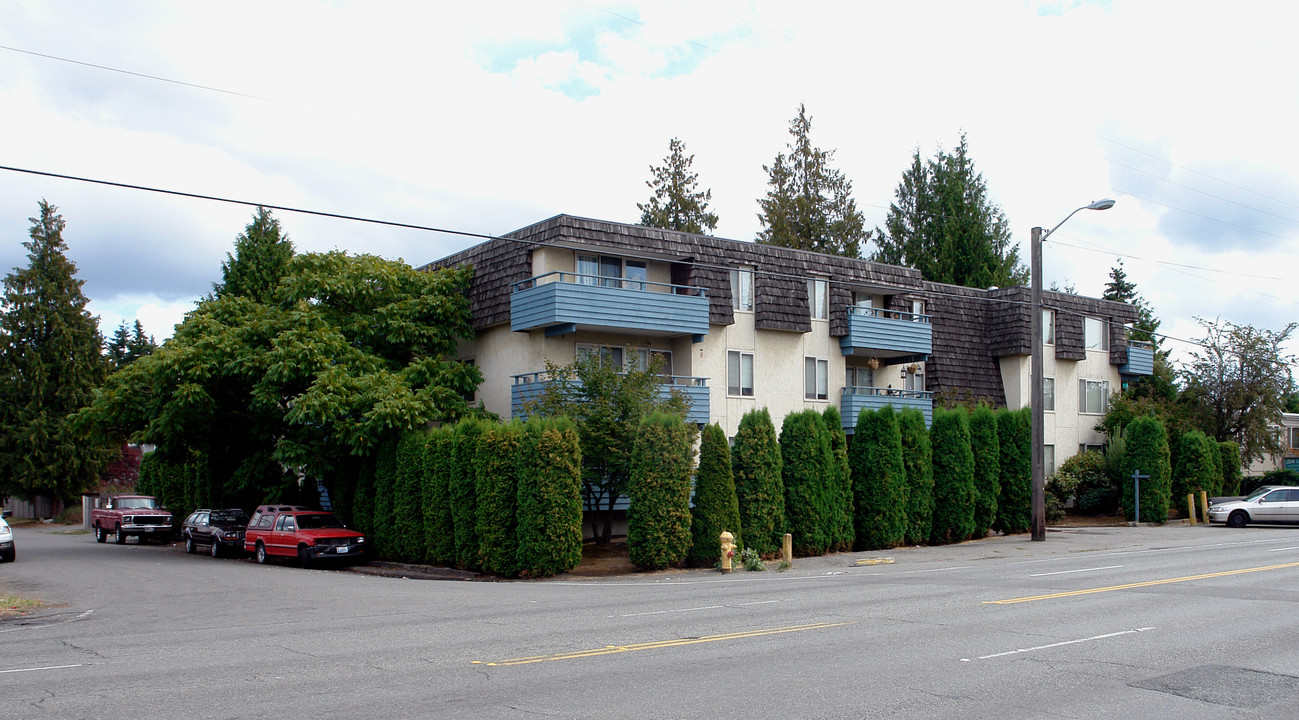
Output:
[{"xmin": 243, "ymin": 505, "xmax": 366, "ymax": 568}]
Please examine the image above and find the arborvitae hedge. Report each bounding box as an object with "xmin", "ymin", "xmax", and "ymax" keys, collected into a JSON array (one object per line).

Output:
[
  {"xmin": 627, "ymin": 413, "xmax": 694, "ymax": 570},
  {"xmin": 515, "ymin": 417, "xmax": 583, "ymax": 577},
  {"xmin": 898, "ymin": 408, "xmax": 933, "ymax": 546},
  {"xmin": 1208, "ymin": 440, "xmax": 1224, "ymax": 496},
  {"xmin": 930, "ymin": 407, "xmax": 976, "ymax": 545},
  {"xmin": 780, "ymin": 410, "xmax": 836, "ymax": 557},
  {"xmin": 351, "ymin": 454, "xmax": 376, "ymax": 538},
  {"xmin": 370, "ymin": 437, "xmax": 398, "ymax": 558},
  {"xmin": 822, "ymin": 406, "xmax": 855, "ymax": 552},
  {"xmin": 1219, "ymin": 440, "xmax": 1243, "ymax": 496},
  {"xmin": 421, "ymin": 426, "xmax": 456, "ymax": 565},
  {"xmin": 732, "ymin": 408, "xmax": 785, "ymax": 555},
  {"xmin": 969, "ymin": 405, "xmax": 1000, "ymax": 538},
  {"xmin": 1173, "ymin": 429, "xmax": 1219, "ymax": 505},
  {"xmin": 137, "ymin": 451, "xmax": 192, "ymax": 522},
  {"xmin": 475, "ymin": 422, "xmax": 521, "ymax": 577},
  {"xmin": 850, "ymin": 406, "xmax": 907, "ymax": 550},
  {"xmin": 993, "ymin": 408, "xmax": 1031, "ymax": 534},
  {"xmin": 1121, "ymin": 415, "xmax": 1171, "ymax": 523},
  {"xmin": 687, "ymin": 423, "xmax": 743, "ymax": 567},
  {"xmin": 392, "ymin": 431, "xmax": 427, "ymax": 563},
  {"xmin": 451, "ymin": 419, "xmax": 485, "ymax": 570}
]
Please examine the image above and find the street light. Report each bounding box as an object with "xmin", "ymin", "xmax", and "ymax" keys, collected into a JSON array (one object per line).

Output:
[{"xmin": 1030, "ymin": 198, "xmax": 1115, "ymax": 541}]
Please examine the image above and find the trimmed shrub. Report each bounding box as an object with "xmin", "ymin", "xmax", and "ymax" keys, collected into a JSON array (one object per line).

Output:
[
  {"xmin": 1172, "ymin": 430, "xmax": 1219, "ymax": 505},
  {"xmin": 1219, "ymin": 441, "xmax": 1242, "ymax": 496},
  {"xmin": 391, "ymin": 431, "xmax": 427, "ymax": 563},
  {"xmin": 732, "ymin": 408, "xmax": 785, "ymax": 555},
  {"xmin": 421, "ymin": 426, "xmax": 456, "ymax": 566},
  {"xmin": 351, "ymin": 454, "xmax": 376, "ymax": 538},
  {"xmin": 969, "ymin": 405, "xmax": 1000, "ymax": 537},
  {"xmin": 1208, "ymin": 440, "xmax": 1224, "ymax": 495},
  {"xmin": 515, "ymin": 417, "xmax": 583, "ymax": 577},
  {"xmin": 451, "ymin": 419, "xmax": 485, "ymax": 570},
  {"xmin": 688, "ymin": 424, "xmax": 743, "ymax": 567},
  {"xmin": 476, "ymin": 422, "xmax": 521, "ymax": 577},
  {"xmin": 850, "ymin": 406, "xmax": 907, "ymax": 550},
  {"xmin": 1120, "ymin": 415, "xmax": 1171, "ymax": 522},
  {"xmin": 1048, "ymin": 451, "xmax": 1109, "ymax": 516},
  {"xmin": 822, "ymin": 406, "xmax": 855, "ymax": 552},
  {"xmin": 929, "ymin": 407, "xmax": 975, "ymax": 545},
  {"xmin": 370, "ymin": 437, "xmax": 398, "ymax": 558},
  {"xmin": 993, "ymin": 408, "xmax": 1030, "ymax": 534},
  {"xmin": 898, "ymin": 408, "xmax": 934, "ymax": 545},
  {"xmin": 780, "ymin": 410, "xmax": 836, "ymax": 557},
  {"xmin": 627, "ymin": 413, "xmax": 695, "ymax": 570}
]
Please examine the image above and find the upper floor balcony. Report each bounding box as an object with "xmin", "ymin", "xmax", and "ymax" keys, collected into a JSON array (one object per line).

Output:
[
  {"xmin": 1120, "ymin": 340, "xmax": 1155, "ymax": 376},
  {"xmin": 839, "ymin": 306, "xmax": 932, "ymax": 360},
  {"xmin": 510, "ymin": 371, "xmax": 711, "ymax": 425},
  {"xmin": 839, "ymin": 386, "xmax": 933, "ymax": 432},
  {"xmin": 510, "ymin": 272, "xmax": 710, "ymax": 339}
]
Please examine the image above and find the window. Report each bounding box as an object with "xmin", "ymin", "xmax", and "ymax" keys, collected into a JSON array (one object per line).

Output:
[
  {"xmin": 1043, "ymin": 377, "xmax": 1055, "ymax": 412},
  {"xmin": 624, "ymin": 261, "xmax": 647, "ymax": 291},
  {"xmin": 599, "ymin": 256, "xmax": 623, "ymax": 288},
  {"xmin": 845, "ymin": 366, "xmax": 873, "ymax": 389},
  {"xmin": 1079, "ymin": 379, "xmax": 1109, "ymax": 414},
  {"xmin": 730, "ymin": 269, "xmax": 753, "ymax": 311},
  {"xmin": 576, "ymin": 254, "xmax": 599, "ymax": 286},
  {"xmin": 911, "ymin": 299, "xmax": 926, "ymax": 319},
  {"xmin": 577, "ymin": 344, "xmax": 624, "ymax": 368},
  {"xmin": 807, "ymin": 278, "xmax": 828, "ymax": 320},
  {"xmin": 1084, "ymin": 316, "xmax": 1108, "ymax": 351},
  {"xmin": 853, "ymin": 292, "xmax": 875, "ymax": 308},
  {"xmin": 631, "ymin": 348, "xmax": 673, "ymax": 376},
  {"xmin": 727, "ymin": 351, "xmax": 753, "ymax": 397},
  {"xmin": 1042, "ymin": 309, "xmax": 1055, "ymax": 345},
  {"xmin": 1291, "ymin": 427, "xmax": 1299, "ymax": 450},
  {"xmin": 1079, "ymin": 443, "xmax": 1105, "ymax": 454},
  {"xmin": 904, "ymin": 366, "xmax": 924, "ymax": 392},
  {"xmin": 1044, "ymin": 445, "xmax": 1055, "ymax": 477},
  {"xmin": 804, "ymin": 357, "xmax": 828, "ymax": 400}
]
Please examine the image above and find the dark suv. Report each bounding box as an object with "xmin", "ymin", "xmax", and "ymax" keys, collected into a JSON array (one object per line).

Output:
[
  {"xmin": 181, "ymin": 508, "xmax": 250, "ymax": 557},
  {"xmin": 243, "ymin": 505, "xmax": 366, "ymax": 567}
]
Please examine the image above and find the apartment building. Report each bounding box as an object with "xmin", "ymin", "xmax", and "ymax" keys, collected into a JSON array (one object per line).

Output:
[{"xmin": 428, "ymin": 215, "xmax": 1152, "ymax": 473}]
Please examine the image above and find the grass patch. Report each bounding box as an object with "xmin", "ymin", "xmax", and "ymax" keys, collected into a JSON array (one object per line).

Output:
[{"xmin": 1, "ymin": 592, "xmax": 44, "ymax": 619}]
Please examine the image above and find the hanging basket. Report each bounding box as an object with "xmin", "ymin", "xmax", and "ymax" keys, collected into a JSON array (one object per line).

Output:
[{"xmin": 866, "ymin": 357, "xmax": 880, "ymax": 370}]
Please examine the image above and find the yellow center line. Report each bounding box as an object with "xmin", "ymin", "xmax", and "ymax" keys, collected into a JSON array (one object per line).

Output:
[
  {"xmin": 473, "ymin": 621, "xmax": 852, "ymax": 666},
  {"xmin": 985, "ymin": 561, "xmax": 1299, "ymax": 605}
]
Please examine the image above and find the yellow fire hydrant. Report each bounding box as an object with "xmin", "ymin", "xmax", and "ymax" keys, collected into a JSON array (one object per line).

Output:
[{"xmin": 720, "ymin": 531, "xmax": 736, "ymax": 573}]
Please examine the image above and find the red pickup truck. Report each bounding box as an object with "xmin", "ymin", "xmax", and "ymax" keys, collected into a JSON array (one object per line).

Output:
[
  {"xmin": 92, "ymin": 494, "xmax": 174, "ymax": 544},
  {"xmin": 243, "ymin": 505, "xmax": 366, "ymax": 568}
]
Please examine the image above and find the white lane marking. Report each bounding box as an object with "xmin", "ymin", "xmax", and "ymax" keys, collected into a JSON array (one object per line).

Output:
[
  {"xmin": 1268, "ymin": 546, "xmax": 1299, "ymax": 552},
  {"xmin": 617, "ymin": 600, "xmax": 781, "ymax": 617},
  {"xmin": 0, "ymin": 663, "xmax": 83, "ymax": 675},
  {"xmin": 960, "ymin": 627, "xmax": 1155, "ymax": 662},
  {"xmin": 1029, "ymin": 565, "xmax": 1123, "ymax": 577}
]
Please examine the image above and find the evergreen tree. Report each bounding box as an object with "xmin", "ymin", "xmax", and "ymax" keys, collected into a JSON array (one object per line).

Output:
[
  {"xmin": 475, "ymin": 422, "xmax": 520, "ymax": 577},
  {"xmin": 1121, "ymin": 415, "xmax": 1171, "ymax": 523},
  {"xmin": 514, "ymin": 417, "xmax": 584, "ymax": 578},
  {"xmin": 898, "ymin": 408, "xmax": 934, "ymax": 545},
  {"xmin": 637, "ymin": 137, "xmax": 719, "ymax": 234},
  {"xmin": 821, "ymin": 406, "xmax": 854, "ymax": 551},
  {"xmin": 731, "ymin": 408, "xmax": 785, "ymax": 555},
  {"xmin": 0, "ymin": 201, "xmax": 114, "ymax": 501},
  {"xmin": 993, "ymin": 408, "xmax": 1031, "ymax": 534},
  {"xmin": 850, "ymin": 407, "xmax": 908, "ymax": 550},
  {"xmin": 780, "ymin": 410, "xmax": 836, "ymax": 556},
  {"xmin": 127, "ymin": 320, "xmax": 156, "ymax": 363},
  {"xmin": 687, "ymin": 424, "xmax": 743, "ymax": 567},
  {"xmin": 1103, "ymin": 259, "xmax": 1164, "ymax": 355},
  {"xmin": 626, "ymin": 413, "xmax": 694, "ymax": 570},
  {"xmin": 757, "ymin": 104, "xmax": 868, "ymax": 258},
  {"xmin": 213, "ymin": 206, "xmax": 294, "ymax": 303},
  {"xmin": 873, "ymin": 133, "xmax": 1027, "ymax": 288},
  {"xmin": 969, "ymin": 405, "xmax": 1000, "ymax": 538},
  {"xmin": 107, "ymin": 322, "xmax": 131, "ymax": 367},
  {"xmin": 421, "ymin": 426, "xmax": 456, "ymax": 566},
  {"xmin": 1172, "ymin": 429, "xmax": 1219, "ymax": 506},
  {"xmin": 929, "ymin": 407, "xmax": 976, "ymax": 544},
  {"xmin": 1219, "ymin": 440, "xmax": 1243, "ymax": 496}
]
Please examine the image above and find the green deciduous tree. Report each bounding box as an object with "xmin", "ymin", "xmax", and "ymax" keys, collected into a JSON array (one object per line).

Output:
[
  {"xmin": 687, "ymin": 423, "xmax": 743, "ymax": 567},
  {"xmin": 969, "ymin": 405, "xmax": 1000, "ymax": 537},
  {"xmin": 994, "ymin": 408, "xmax": 1031, "ymax": 534},
  {"xmin": 929, "ymin": 408, "xmax": 976, "ymax": 544},
  {"xmin": 1121, "ymin": 415, "xmax": 1171, "ymax": 523},
  {"xmin": 850, "ymin": 406, "xmax": 908, "ymax": 550},
  {"xmin": 638, "ymin": 137, "xmax": 719, "ymax": 234},
  {"xmin": 757, "ymin": 104, "xmax": 868, "ymax": 258},
  {"xmin": 732, "ymin": 408, "xmax": 784, "ymax": 555},
  {"xmin": 627, "ymin": 413, "xmax": 695, "ymax": 570},
  {"xmin": 780, "ymin": 410, "xmax": 836, "ymax": 556},
  {"xmin": 898, "ymin": 409, "xmax": 933, "ymax": 545},
  {"xmin": 873, "ymin": 133, "xmax": 1027, "ymax": 289},
  {"xmin": 0, "ymin": 201, "xmax": 115, "ymax": 502}
]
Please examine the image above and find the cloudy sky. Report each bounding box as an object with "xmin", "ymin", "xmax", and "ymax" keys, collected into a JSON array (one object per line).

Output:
[{"xmin": 1, "ymin": 0, "xmax": 1295, "ymax": 368}]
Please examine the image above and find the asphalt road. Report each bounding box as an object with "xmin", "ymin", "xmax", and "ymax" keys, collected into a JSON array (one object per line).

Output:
[{"xmin": 4, "ymin": 521, "xmax": 1299, "ymax": 719}]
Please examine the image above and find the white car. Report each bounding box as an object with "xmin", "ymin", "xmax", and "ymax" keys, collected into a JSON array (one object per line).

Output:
[
  {"xmin": 0, "ymin": 510, "xmax": 14, "ymax": 562},
  {"xmin": 1208, "ymin": 485, "xmax": 1299, "ymax": 528}
]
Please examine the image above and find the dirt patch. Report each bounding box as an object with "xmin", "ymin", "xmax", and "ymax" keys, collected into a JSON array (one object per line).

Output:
[
  {"xmin": 564, "ymin": 538, "xmax": 637, "ymax": 577},
  {"xmin": 1054, "ymin": 512, "xmax": 1129, "ymax": 528}
]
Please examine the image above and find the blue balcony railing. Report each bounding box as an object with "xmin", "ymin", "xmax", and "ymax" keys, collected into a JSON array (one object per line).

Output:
[
  {"xmin": 511, "ymin": 371, "xmax": 711, "ymax": 425},
  {"xmin": 510, "ymin": 272, "xmax": 709, "ymax": 338},
  {"xmin": 839, "ymin": 386, "xmax": 933, "ymax": 430},
  {"xmin": 1120, "ymin": 341, "xmax": 1155, "ymax": 376},
  {"xmin": 840, "ymin": 306, "xmax": 932, "ymax": 359}
]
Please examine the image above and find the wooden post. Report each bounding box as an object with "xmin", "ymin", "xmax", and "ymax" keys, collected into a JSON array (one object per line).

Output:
[
  {"xmin": 1200, "ymin": 491, "xmax": 1210, "ymax": 523},
  {"xmin": 782, "ymin": 533, "xmax": 793, "ymax": 567},
  {"xmin": 1187, "ymin": 494, "xmax": 1196, "ymax": 525}
]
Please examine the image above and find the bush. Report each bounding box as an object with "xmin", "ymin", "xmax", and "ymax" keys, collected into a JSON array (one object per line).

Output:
[
  {"xmin": 351, "ymin": 454, "xmax": 376, "ymax": 538},
  {"xmin": 780, "ymin": 410, "xmax": 836, "ymax": 557},
  {"xmin": 822, "ymin": 406, "xmax": 855, "ymax": 552},
  {"xmin": 1219, "ymin": 441, "xmax": 1243, "ymax": 495},
  {"xmin": 1172, "ymin": 430, "xmax": 1219, "ymax": 505},
  {"xmin": 731, "ymin": 408, "xmax": 784, "ymax": 555},
  {"xmin": 476, "ymin": 422, "xmax": 521, "ymax": 577},
  {"xmin": 993, "ymin": 408, "xmax": 1030, "ymax": 534},
  {"xmin": 515, "ymin": 417, "xmax": 584, "ymax": 577},
  {"xmin": 451, "ymin": 419, "xmax": 486, "ymax": 570},
  {"xmin": 391, "ymin": 431, "xmax": 427, "ymax": 563},
  {"xmin": 627, "ymin": 413, "xmax": 695, "ymax": 570},
  {"xmin": 850, "ymin": 406, "xmax": 907, "ymax": 551},
  {"xmin": 929, "ymin": 408, "xmax": 975, "ymax": 544},
  {"xmin": 1048, "ymin": 451, "xmax": 1110, "ymax": 515},
  {"xmin": 1076, "ymin": 487, "xmax": 1119, "ymax": 515},
  {"xmin": 370, "ymin": 438, "xmax": 398, "ymax": 558},
  {"xmin": 898, "ymin": 409, "xmax": 933, "ymax": 545},
  {"xmin": 1121, "ymin": 415, "xmax": 1171, "ymax": 522},
  {"xmin": 687, "ymin": 424, "xmax": 743, "ymax": 567},
  {"xmin": 421, "ymin": 427, "xmax": 456, "ymax": 565},
  {"xmin": 969, "ymin": 405, "xmax": 1000, "ymax": 537}
]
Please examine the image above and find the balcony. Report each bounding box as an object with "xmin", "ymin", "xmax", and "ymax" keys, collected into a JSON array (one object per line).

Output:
[
  {"xmin": 839, "ymin": 386, "xmax": 933, "ymax": 431},
  {"xmin": 511, "ymin": 371, "xmax": 711, "ymax": 425},
  {"xmin": 1120, "ymin": 341, "xmax": 1155, "ymax": 376},
  {"xmin": 840, "ymin": 307, "xmax": 932, "ymax": 360},
  {"xmin": 510, "ymin": 272, "xmax": 709, "ymax": 338}
]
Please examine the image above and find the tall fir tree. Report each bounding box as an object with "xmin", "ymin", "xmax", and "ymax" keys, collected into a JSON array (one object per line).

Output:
[
  {"xmin": 1102, "ymin": 259, "xmax": 1165, "ymax": 355},
  {"xmin": 757, "ymin": 104, "xmax": 868, "ymax": 258},
  {"xmin": 638, "ymin": 137, "xmax": 719, "ymax": 235},
  {"xmin": 0, "ymin": 201, "xmax": 115, "ymax": 501},
  {"xmin": 213, "ymin": 206, "xmax": 294, "ymax": 303},
  {"xmin": 873, "ymin": 133, "xmax": 1027, "ymax": 288}
]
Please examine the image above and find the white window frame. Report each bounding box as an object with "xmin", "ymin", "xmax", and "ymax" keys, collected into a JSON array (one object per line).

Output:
[
  {"xmin": 1043, "ymin": 377, "xmax": 1055, "ymax": 412},
  {"xmin": 911, "ymin": 299, "xmax": 926, "ymax": 319},
  {"xmin": 1042, "ymin": 309, "xmax": 1055, "ymax": 345},
  {"xmin": 1290, "ymin": 427, "xmax": 1299, "ymax": 450},
  {"xmin": 804, "ymin": 357, "xmax": 828, "ymax": 400},
  {"xmin": 730, "ymin": 268, "xmax": 754, "ymax": 312},
  {"xmin": 1084, "ymin": 316, "xmax": 1108, "ymax": 351},
  {"xmin": 807, "ymin": 278, "xmax": 828, "ymax": 321},
  {"xmin": 727, "ymin": 350, "xmax": 754, "ymax": 397},
  {"xmin": 1079, "ymin": 378, "xmax": 1109, "ymax": 414},
  {"xmin": 904, "ymin": 366, "xmax": 924, "ymax": 392},
  {"xmin": 1044, "ymin": 445, "xmax": 1056, "ymax": 477}
]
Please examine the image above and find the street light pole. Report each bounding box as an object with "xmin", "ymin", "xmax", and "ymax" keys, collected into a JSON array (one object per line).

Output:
[{"xmin": 1030, "ymin": 198, "xmax": 1115, "ymax": 542}]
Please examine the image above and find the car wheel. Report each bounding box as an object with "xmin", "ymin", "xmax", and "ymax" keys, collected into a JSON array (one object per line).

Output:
[
  {"xmin": 1227, "ymin": 510, "xmax": 1248, "ymax": 528},
  {"xmin": 0, "ymin": 549, "xmax": 12, "ymax": 562},
  {"xmin": 298, "ymin": 546, "xmax": 311, "ymax": 569},
  {"xmin": 255, "ymin": 542, "xmax": 268, "ymax": 564},
  {"xmin": 185, "ymin": 536, "xmax": 195, "ymax": 554},
  {"xmin": 114, "ymin": 525, "xmax": 126, "ymax": 544},
  {"xmin": 95, "ymin": 524, "xmax": 106, "ymax": 543},
  {"xmin": 210, "ymin": 539, "xmax": 221, "ymax": 558}
]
